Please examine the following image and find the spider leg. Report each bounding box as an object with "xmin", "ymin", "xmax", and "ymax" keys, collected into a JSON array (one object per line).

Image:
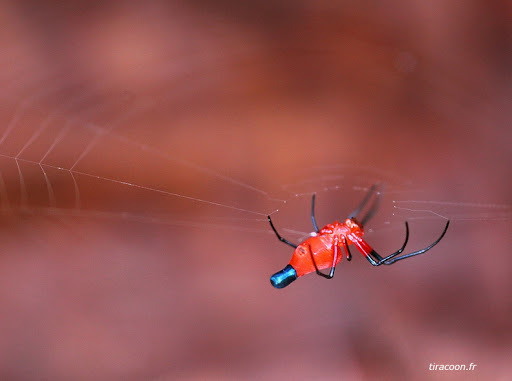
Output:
[
  {"xmin": 353, "ymin": 221, "xmax": 449, "ymax": 266},
  {"xmin": 347, "ymin": 184, "xmax": 382, "ymax": 224},
  {"xmin": 382, "ymin": 221, "xmax": 450, "ymax": 265},
  {"xmin": 360, "ymin": 186, "xmax": 382, "ymax": 226},
  {"xmin": 307, "ymin": 239, "xmax": 338, "ymax": 279},
  {"xmin": 268, "ymin": 215, "xmax": 297, "ymax": 249},
  {"xmin": 311, "ymin": 193, "xmax": 320, "ymax": 233},
  {"xmin": 365, "ymin": 222, "xmax": 410, "ymax": 265},
  {"xmin": 342, "ymin": 236, "xmax": 352, "ymax": 261}
]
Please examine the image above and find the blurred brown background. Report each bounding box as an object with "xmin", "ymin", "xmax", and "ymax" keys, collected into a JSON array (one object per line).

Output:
[{"xmin": 0, "ymin": 1, "xmax": 511, "ymax": 380}]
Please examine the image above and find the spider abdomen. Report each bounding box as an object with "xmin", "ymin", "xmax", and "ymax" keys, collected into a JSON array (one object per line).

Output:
[{"xmin": 289, "ymin": 235, "xmax": 342, "ymax": 277}]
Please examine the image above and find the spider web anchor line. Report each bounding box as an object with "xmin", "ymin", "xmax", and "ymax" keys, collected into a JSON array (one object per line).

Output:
[
  {"xmin": 393, "ymin": 205, "xmax": 450, "ymax": 220},
  {"xmin": 71, "ymin": 169, "xmax": 272, "ymax": 216},
  {"xmin": 1, "ymin": 79, "xmax": 278, "ymax": 204},
  {"xmin": 393, "ymin": 200, "xmax": 511, "ymax": 209},
  {"xmin": 392, "ymin": 199, "xmax": 511, "ymax": 221},
  {"xmin": 0, "ymin": 153, "xmax": 275, "ymax": 217}
]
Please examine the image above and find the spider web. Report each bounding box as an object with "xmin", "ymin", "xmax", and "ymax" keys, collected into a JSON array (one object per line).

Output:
[
  {"xmin": 0, "ymin": 75, "xmax": 509, "ymax": 240},
  {"xmin": 0, "ymin": 57, "xmax": 510, "ymax": 240},
  {"xmin": 1, "ymin": 4, "xmax": 511, "ymax": 381},
  {"xmin": 0, "ymin": 9, "xmax": 509, "ymax": 241}
]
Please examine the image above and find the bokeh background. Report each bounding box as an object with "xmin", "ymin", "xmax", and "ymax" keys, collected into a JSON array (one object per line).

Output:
[{"xmin": 0, "ymin": 1, "xmax": 511, "ymax": 380}]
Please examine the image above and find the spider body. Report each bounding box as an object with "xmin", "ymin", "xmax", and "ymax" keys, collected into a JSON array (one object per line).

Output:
[
  {"xmin": 269, "ymin": 185, "xmax": 450, "ymax": 289},
  {"xmin": 290, "ymin": 219, "xmax": 361, "ymax": 277}
]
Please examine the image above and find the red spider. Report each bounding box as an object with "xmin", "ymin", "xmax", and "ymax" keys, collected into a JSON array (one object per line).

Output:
[{"xmin": 268, "ymin": 185, "xmax": 450, "ymax": 288}]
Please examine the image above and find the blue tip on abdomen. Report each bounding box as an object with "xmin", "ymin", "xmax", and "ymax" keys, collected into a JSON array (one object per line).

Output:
[{"xmin": 270, "ymin": 265, "xmax": 298, "ymax": 289}]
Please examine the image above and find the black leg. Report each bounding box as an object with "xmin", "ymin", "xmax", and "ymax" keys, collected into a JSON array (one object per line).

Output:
[
  {"xmin": 342, "ymin": 236, "xmax": 352, "ymax": 261},
  {"xmin": 306, "ymin": 241, "xmax": 338, "ymax": 279},
  {"xmin": 268, "ymin": 215, "xmax": 297, "ymax": 249},
  {"xmin": 360, "ymin": 186, "xmax": 382, "ymax": 226},
  {"xmin": 382, "ymin": 221, "xmax": 450, "ymax": 265},
  {"xmin": 363, "ymin": 221, "xmax": 449, "ymax": 266},
  {"xmin": 347, "ymin": 184, "xmax": 381, "ymax": 224},
  {"xmin": 311, "ymin": 193, "xmax": 320, "ymax": 233},
  {"xmin": 363, "ymin": 222, "xmax": 409, "ymax": 266}
]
